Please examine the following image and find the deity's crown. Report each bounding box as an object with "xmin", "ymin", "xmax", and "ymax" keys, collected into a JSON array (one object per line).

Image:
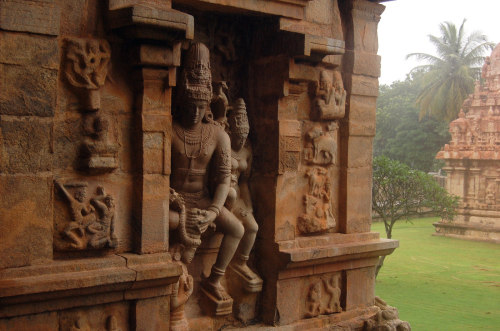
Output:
[
  {"xmin": 229, "ymin": 98, "xmax": 250, "ymax": 135},
  {"xmin": 181, "ymin": 43, "xmax": 212, "ymax": 101}
]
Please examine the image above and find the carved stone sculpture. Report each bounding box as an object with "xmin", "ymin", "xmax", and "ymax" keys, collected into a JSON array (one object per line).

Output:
[
  {"xmin": 305, "ymin": 282, "xmax": 322, "ymax": 318},
  {"xmin": 225, "ymin": 98, "xmax": 263, "ymax": 293},
  {"xmin": 305, "ymin": 275, "xmax": 342, "ymax": 318},
  {"xmin": 64, "ymin": 37, "xmax": 111, "ymax": 109},
  {"xmin": 169, "ymin": 42, "xmax": 244, "ymax": 315},
  {"xmin": 64, "ymin": 37, "xmax": 118, "ymax": 173},
  {"xmin": 304, "ymin": 123, "xmax": 338, "ymax": 166},
  {"xmin": 298, "ymin": 166, "xmax": 336, "ymax": 234},
  {"xmin": 314, "ymin": 70, "xmax": 346, "ymax": 120},
  {"xmin": 55, "ymin": 180, "xmax": 117, "ymax": 250},
  {"xmin": 362, "ymin": 297, "xmax": 411, "ymax": 331}
]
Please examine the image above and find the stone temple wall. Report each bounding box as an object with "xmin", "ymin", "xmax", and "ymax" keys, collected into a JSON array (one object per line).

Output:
[
  {"xmin": 435, "ymin": 43, "xmax": 500, "ymax": 244},
  {"xmin": 0, "ymin": 1, "xmax": 405, "ymax": 330}
]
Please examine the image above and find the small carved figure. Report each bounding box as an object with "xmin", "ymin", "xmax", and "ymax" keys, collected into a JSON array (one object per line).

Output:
[
  {"xmin": 170, "ymin": 263, "xmax": 194, "ymax": 331},
  {"xmin": 304, "ymin": 125, "xmax": 338, "ymax": 166},
  {"xmin": 305, "ymin": 282, "xmax": 322, "ymax": 318},
  {"xmin": 298, "ymin": 167, "xmax": 335, "ymax": 234},
  {"xmin": 323, "ymin": 276, "xmax": 341, "ymax": 314},
  {"xmin": 225, "ymin": 98, "xmax": 263, "ymax": 293},
  {"xmin": 55, "ymin": 180, "xmax": 117, "ymax": 250},
  {"xmin": 363, "ymin": 297, "xmax": 411, "ymax": 331},
  {"xmin": 485, "ymin": 182, "xmax": 496, "ymax": 205},
  {"xmin": 87, "ymin": 186, "xmax": 117, "ymax": 249},
  {"xmin": 70, "ymin": 316, "xmax": 91, "ymax": 331},
  {"xmin": 170, "ymin": 43, "xmax": 243, "ymax": 314},
  {"xmin": 55, "ymin": 181, "xmax": 96, "ymax": 249},
  {"xmin": 314, "ymin": 70, "xmax": 346, "ymax": 120}
]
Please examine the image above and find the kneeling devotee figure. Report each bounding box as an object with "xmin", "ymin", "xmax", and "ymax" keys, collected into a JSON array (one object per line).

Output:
[{"xmin": 170, "ymin": 43, "xmax": 244, "ymax": 307}]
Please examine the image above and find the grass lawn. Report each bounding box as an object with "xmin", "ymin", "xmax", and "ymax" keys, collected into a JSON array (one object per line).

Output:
[{"xmin": 372, "ymin": 217, "xmax": 500, "ymax": 331}]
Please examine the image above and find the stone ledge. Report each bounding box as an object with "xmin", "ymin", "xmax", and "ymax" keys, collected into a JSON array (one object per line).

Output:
[
  {"xmin": 108, "ymin": 5, "xmax": 194, "ymax": 40},
  {"xmin": 278, "ymin": 235, "xmax": 398, "ymax": 268},
  {"xmin": 0, "ymin": 253, "xmax": 181, "ymax": 318}
]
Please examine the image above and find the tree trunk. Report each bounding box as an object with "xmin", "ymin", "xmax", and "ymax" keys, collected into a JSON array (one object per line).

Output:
[{"xmin": 375, "ymin": 255, "xmax": 387, "ymax": 278}]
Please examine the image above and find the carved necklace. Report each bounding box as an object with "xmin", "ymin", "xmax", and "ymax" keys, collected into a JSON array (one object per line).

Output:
[{"xmin": 174, "ymin": 124, "xmax": 210, "ymax": 159}]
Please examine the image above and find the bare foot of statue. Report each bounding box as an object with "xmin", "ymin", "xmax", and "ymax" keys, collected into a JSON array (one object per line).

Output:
[
  {"xmin": 229, "ymin": 259, "xmax": 263, "ymax": 292},
  {"xmin": 201, "ymin": 276, "xmax": 232, "ymax": 301}
]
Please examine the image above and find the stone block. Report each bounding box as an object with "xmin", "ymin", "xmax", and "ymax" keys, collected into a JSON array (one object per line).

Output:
[
  {"xmin": 348, "ymin": 74, "xmax": 379, "ymax": 97},
  {"xmin": 143, "ymin": 132, "xmax": 165, "ymax": 174},
  {"xmin": 59, "ymin": 302, "xmax": 129, "ymax": 331},
  {"xmin": 347, "ymin": 136, "xmax": 373, "ymax": 168},
  {"xmin": 344, "ymin": 166, "xmax": 372, "ymax": 234},
  {"xmin": 0, "ymin": 64, "xmax": 58, "ymax": 117},
  {"xmin": 0, "ymin": 32, "xmax": 59, "ymax": 69},
  {"xmin": 344, "ymin": 50, "xmax": 381, "ymax": 78},
  {"xmin": 137, "ymin": 174, "xmax": 169, "ymax": 253},
  {"xmin": 132, "ymin": 296, "xmax": 170, "ymax": 331},
  {"xmin": 0, "ymin": 0, "xmax": 60, "ymax": 36},
  {"xmin": 0, "ymin": 311, "xmax": 58, "ymax": 331},
  {"xmin": 0, "ymin": 117, "xmax": 53, "ymax": 174},
  {"xmin": 0, "ymin": 175, "xmax": 53, "ymax": 269},
  {"xmin": 348, "ymin": 95, "xmax": 376, "ymax": 136},
  {"xmin": 345, "ymin": 267, "xmax": 375, "ymax": 311}
]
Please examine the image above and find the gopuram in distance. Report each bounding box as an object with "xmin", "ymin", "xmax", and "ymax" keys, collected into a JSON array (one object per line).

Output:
[
  {"xmin": 435, "ymin": 43, "xmax": 500, "ymax": 244},
  {"xmin": 0, "ymin": 0, "xmax": 408, "ymax": 330}
]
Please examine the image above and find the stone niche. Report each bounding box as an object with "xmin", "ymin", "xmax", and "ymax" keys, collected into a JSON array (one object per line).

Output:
[
  {"xmin": 435, "ymin": 43, "xmax": 500, "ymax": 244},
  {"xmin": 0, "ymin": 0, "xmax": 404, "ymax": 330}
]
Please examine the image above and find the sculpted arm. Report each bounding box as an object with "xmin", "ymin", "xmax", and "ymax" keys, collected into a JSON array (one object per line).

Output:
[
  {"xmin": 239, "ymin": 147, "xmax": 253, "ymax": 212},
  {"xmin": 210, "ymin": 130, "xmax": 232, "ymax": 214}
]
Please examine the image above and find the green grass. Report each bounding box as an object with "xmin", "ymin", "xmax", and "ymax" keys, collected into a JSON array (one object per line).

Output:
[{"xmin": 372, "ymin": 217, "xmax": 500, "ymax": 331}]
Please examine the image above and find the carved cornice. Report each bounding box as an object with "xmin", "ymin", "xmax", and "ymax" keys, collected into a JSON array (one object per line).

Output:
[
  {"xmin": 0, "ymin": 254, "xmax": 181, "ymax": 318},
  {"xmin": 108, "ymin": 4, "xmax": 194, "ymax": 40}
]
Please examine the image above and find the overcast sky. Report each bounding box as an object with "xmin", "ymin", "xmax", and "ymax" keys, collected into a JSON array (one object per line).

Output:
[{"xmin": 378, "ymin": 0, "xmax": 500, "ymax": 85}]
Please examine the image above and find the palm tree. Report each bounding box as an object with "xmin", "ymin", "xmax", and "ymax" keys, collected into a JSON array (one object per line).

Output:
[{"xmin": 407, "ymin": 19, "xmax": 494, "ymax": 122}]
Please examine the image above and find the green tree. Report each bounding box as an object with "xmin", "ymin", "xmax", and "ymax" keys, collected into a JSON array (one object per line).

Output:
[
  {"xmin": 375, "ymin": 73, "xmax": 450, "ymax": 172},
  {"xmin": 372, "ymin": 156, "xmax": 458, "ymax": 276},
  {"xmin": 407, "ymin": 19, "xmax": 494, "ymax": 122}
]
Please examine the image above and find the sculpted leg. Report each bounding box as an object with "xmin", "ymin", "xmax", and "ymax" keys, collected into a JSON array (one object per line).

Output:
[
  {"xmin": 230, "ymin": 211, "xmax": 263, "ymax": 292},
  {"xmin": 202, "ymin": 207, "xmax": 244, "ymax": 301}
]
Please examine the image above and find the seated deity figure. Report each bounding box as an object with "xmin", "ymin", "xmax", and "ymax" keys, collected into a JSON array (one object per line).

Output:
[
  {"xmin": 170, "ymin": 43, "xmax": 244, "ymax": 306},
  {"xmin": 224, "ymin": 98, "xmax": 263, "ymax": 292}
]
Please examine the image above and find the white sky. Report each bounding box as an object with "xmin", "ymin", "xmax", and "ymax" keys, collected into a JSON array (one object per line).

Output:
[{"xmin": 378, "ymin": 0, "xmax": 500, "ymax": 85}]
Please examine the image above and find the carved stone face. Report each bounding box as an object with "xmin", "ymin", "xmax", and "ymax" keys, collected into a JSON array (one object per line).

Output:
[
  {"xmin": 74, "ymin": 188, "xmax": 87, "ymax": 202},
  {"xmin": 184, "ymin": 99, "xmax": 208, "ymax": 126},
  {"xmin": 231, "ymin": 130, "xmax": 248, "ymax": 151}
]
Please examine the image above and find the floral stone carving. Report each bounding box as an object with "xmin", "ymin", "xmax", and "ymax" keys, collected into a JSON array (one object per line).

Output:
[
  {"xmin": 64, "ymin": 37, "xmax": 118, "ymax": 173},
  {"xmin": 54, "ymin": 180, "xmax": 117, "ymax": 250},
  {"xmin": 313, "ymin": 70, "xmax": 346, "ymax": 120}
]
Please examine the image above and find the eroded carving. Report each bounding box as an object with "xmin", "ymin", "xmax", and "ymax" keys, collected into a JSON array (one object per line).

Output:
[
  {"xmin": 64, "ymin": 37, "xmax": 118, "ymax": 173},
  {"xmin": 225, "ymin": 98, "xmax": 263, "ymax": 293},
  {"xmin": 64, "ymin": 37, "xmax": 111, "ymax": 110},
  {"xmin": 314, "ymin": 70, "xmax": 346, "ymax": 120},
  {"xmin": 55, "ymin": 180, "xmax": 117, "ymax": 250},
  {"xmin": 298, "ymin": 166, "xmax": 336, "ymax": 234},
  {"xmin": 170, "ymin": 43, "xmax": 244, "ymax": 315},
  {"xmin": 305, "ymin": 275, "xmax": 341, "ymax": 318},
  {"xmin": 362, "ymin": 297, "xmax": 411, "ymax": 331},
  {"xmin": 304, "ymin": 123, "xmax": 338, "ymax": 165}
]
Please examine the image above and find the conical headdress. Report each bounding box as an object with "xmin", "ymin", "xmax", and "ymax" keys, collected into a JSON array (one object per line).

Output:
[
  {"xmin": 180, "ymin": 43, "xmax": 212, "ymax": 101},
  {"xmin": 228, "ymin": 98, "xmax": 250, "ymax": 135}
]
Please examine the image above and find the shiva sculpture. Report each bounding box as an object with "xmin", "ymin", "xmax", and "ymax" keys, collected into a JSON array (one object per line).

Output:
[{"xmin": 169, "ymin": 43, "xmax": 244, "ymax": 315}]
